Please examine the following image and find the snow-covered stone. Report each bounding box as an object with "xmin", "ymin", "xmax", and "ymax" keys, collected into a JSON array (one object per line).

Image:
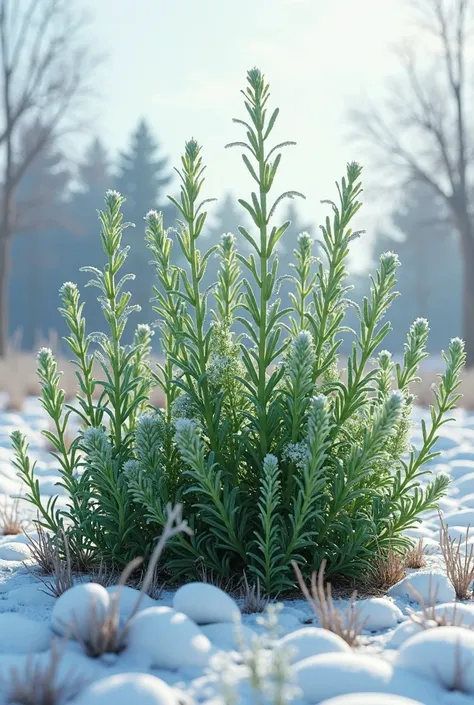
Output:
[
  {"xmin": 6, "ymin": 584, "xmax": 55, "ymax": 607},
  {"xmin": 396, "ymin": 626, "xmax": 474, "ymax": 693},
  {"xmin": 319, "ymin": 695, "xmax": 425, "ymax": 705},
  {"xmin": 51, "ymin": 583, "xmax": 110, "ymax": 639},
  {"xmin": 0, "ymin": 541, "xmax": 31, "ymax": 561},
  {"xmin": 277, "ymin": 627, "xmax": 350, "ymax": 664},
  {"xmin": 355, "ymin": 598, "xmax": 404, "ymax": 631},
  {"xmin": 106, "ymin": 585, "xmax": 156, "ymax": 623},
  {"xmin": 293, "ymin": 652, "xmax": 393, "ymax": 702},
  {"xmin": 412, "ymin": 601, "xmax": 474, "ymax": 628},
  {"xmin": 172, "ymin": 582, "xmax": 240, "ymax": 625},
  {"xmin": 73, "ymin": 673, "xmax": 179, "ymax": 705},
  {"xmin": 386, "ymin": 620, "xmax": 427, "ymax": 649},
  {"xmin": 127, "ymin": 606, "xmax": 212, "ymax": 670},
  {"xmin": 0, "ymin": 614, "xmax": 51, "ymax": 652},
  {"xmin": 387, "ymin": 571, "xmax": 455, "ymax": 605},
  {"xmin": 201, "ymin": 622, "xmax": 256, "ymax": 650}
]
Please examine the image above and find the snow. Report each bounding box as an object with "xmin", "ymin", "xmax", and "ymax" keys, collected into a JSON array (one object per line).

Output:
[
  {"xmin": 172, "ymin": 582, "xmax": 240, "ymax": 624},
  {"xmin": 126, "ymin": 606, "xmax": 213, "ymax": 670},
  {"xmin": 318, "ymin": 696, "xmax": 425, "ymax": 705},
  {"xmin": 293, "ymin": 652, "xmax": 394, "ymax": 702},
  {"xmin": 73, "ymin": 673, "xmax": 181, "ymax": 705},
  {"xmin": 0, "ymin": 399, "xmax": 474, "ymax": 703},
  {"xmin": 277, "ymin": 627, "xmax": 351, "ymax": 663},
  {"xmin": 51, "ymin": 583, "xmax": 110, "ymax": 639},
  {"xmin": 396, "ymin": 626, "xmax": 474, "ymax": 692},
  {"xmin": 387, "ymin": 571, "xmax": 456, "ymax": 605},
  {"xmin": 354, "ymin": 598, "xmax": 404, "ymax": 631}
]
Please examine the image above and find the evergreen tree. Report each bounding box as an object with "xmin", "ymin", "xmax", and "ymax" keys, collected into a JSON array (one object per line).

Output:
[
  {"xmin": 9, "ymin": 123, "xmax": 70, "ymax": 349},
  {"xmin": 115, "ymin": 119, "xmax": 173, "ymax": 322},
  {"xmin": 364, "ymin": 182, "xmax": 461, "ymax": 354}
]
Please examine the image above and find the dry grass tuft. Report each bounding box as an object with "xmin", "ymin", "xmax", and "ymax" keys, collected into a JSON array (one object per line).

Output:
[
  {"xmin": 24, "ymin": 527, "xmax": 74, "ymax": 597},
  {"xmin": 293, "ymin": 559, "xmax": 366, "ymax": 647},
  {"xmin": 405, "ymin": 538, "xmax": 426, "ymax": 569},
  {"xmin": 0, "ymin": 494, "xmax": 23, "ymax": 535},
  {"xmin": 365, "ymin": 548, "xmax": 406, "ymax": 592},
  {"xmin": 239, "ymin": 572, "xmax": 270, "ymax": 614},
  {"xmin": 439, "ymin": 514, "xmax": 474, "ymax": 599},
  {"xmin": 68, "ymin": 503, "xmax": 191, "ymax": 658},
  {"xmin": 2, "ymin": 639, "xmax": 85, "ymax": 704}
]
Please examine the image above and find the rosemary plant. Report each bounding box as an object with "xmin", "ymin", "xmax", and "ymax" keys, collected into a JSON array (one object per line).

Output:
[{"xmin": 11, "ymin": 68, "xmax": 465, "ymax": 593}]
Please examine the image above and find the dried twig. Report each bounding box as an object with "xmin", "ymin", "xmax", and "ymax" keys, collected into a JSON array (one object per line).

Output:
[
  {"xmin": 292, "ymin": 559, "xmax": 366, "ymax": 647},
  {"xmin": 439, "ymin": 514, "xmax": 474, "ymax": 599}
]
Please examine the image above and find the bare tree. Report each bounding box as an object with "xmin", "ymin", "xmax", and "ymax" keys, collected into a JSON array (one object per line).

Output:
[
  {"xmin": 350, "ymin": 0, "xmax": 474, "ymax": 365},
  {"xmin": 0, "ymin": 0, "xmax": 101, "ymax": 357}
]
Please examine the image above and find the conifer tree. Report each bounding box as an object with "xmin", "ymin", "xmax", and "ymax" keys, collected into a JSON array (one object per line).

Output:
[
  {"xmin": 9, "ymin": 124, "xmax": 70, "ymax": 349},
  {"xmin": 115, "ymin": 120, "xmax": 173, "ymax": 321}
]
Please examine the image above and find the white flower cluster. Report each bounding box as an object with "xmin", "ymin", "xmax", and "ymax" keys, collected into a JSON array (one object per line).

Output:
[
  {"xmin": 282, "ymin": 441, "xmax": 309, "ymax": 470},
  {"xmin": 171, "ymin": 394, "xmax": 196, "ymax": 421}
]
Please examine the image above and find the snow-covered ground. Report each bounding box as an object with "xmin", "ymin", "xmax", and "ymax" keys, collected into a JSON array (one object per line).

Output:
[{"xmin": 0, "ymin": 396, "xmax": 473, "ymax": 704}]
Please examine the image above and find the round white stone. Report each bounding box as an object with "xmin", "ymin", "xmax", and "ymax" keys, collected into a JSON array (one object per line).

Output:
[
  {"xmin": 127, "ymin": 606, "xmax": 212, "ymax": 670},
  {"xmin": 396, "ymin": 626, "xmax": 474, "ymax": 693},
  {"xmin": 51, "ymin": 583, "xmax": 110, "ymax": 639},
  {"xmin": 106, "ymin": 585, "xmax": 156, "ymax": 623},
  {"xmin": 292, "ymin": 652, "xmax": 393, "ymax": 703},
  {"xmin": 201, "ymin": 622, "xmax": 256, "ymax": 650},
  {"xmin": 355, "ymin": 598, "xmax": 404, "ymax": 631},
  {"xmin": 172, "ymin": 582, "xmax": 240, "ymax": 624},
  {"xmin": 319, "ymin": 695, "xmax": 424, "ymax": 705},
  {"xmin": 386, "ymin": 620, "xmax": 427, "ymax": 649},
  {"xmin": 0, "ymin": 614, "xmax": 51, "ymax": 653},
  {"xmin": 73, "ymin": 673, "xmax": 179, "ymax": 705},
  {"xmin": 387, "ymin": 571, "xmax": 455, "ymax": 605},
  {"xmin": 277, "ymin": 627, "xmax": 350, "ymax": 664}
]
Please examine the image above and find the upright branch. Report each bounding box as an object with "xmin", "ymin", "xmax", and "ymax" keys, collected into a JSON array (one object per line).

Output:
[{"xmin": 226, "ymin": 67, "xmax": 304, "ymax": 461}]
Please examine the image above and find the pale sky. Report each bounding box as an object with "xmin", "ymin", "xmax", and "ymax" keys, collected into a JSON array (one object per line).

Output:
[{"xmin": 81, "ymin": 0, "xmax": 412, "ymax": 268}]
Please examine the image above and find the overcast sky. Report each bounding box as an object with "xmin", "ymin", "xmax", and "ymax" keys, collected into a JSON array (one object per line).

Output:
[{"xmin": 82, "ymin": 0, "xmax": 412, "ymax": 268}]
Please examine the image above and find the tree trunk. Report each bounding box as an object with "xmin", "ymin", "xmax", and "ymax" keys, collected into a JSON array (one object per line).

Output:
[
  {"xmin": 0, "ymin": 234, "xmax": 9, "ymax": 358},
  {"xmin": 459, "ymin": 221, "xmax": 474, "ymax": 368}
]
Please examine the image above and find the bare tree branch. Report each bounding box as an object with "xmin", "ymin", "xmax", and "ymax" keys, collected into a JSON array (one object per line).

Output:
[{"xmin": 0, "ymin": 0, "xmax": 102, "ymax": 356}]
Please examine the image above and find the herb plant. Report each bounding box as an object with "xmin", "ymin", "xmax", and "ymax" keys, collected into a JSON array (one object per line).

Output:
[{"xmin": 11, "ymin": 68, "xmax": 465, "ymax": 594}]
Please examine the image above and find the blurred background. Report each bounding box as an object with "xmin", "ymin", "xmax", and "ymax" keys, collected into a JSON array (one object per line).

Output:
[{"xmin": 0, "ymin": 0, "xmax": 470, "ymax": 406}]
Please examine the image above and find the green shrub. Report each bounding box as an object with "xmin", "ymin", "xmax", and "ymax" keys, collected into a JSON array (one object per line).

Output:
[{"xmin": 12, "ymin": 68, "xmax": 465, "ymax": 594}]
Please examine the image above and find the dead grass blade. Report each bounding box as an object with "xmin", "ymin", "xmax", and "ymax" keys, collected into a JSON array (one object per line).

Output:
[
  {"xmin": 239, "ymin": 572, "xmax": 270, "ymax": 614},
  {"xmin": 405, "ymin": 538, "xmax": 426, "ymax": 569},
  {"xmin": 0, "ymin": 494, "xmax": 23, "ymax": 535},
  {"xmin": 23, "ymin": 527, "xmax": 73, "ymax": 598},
  {"xmin": 365, "ymin": 548, "xmax": 406, "ymax": 593},
  {"xmin": 439, "ymin": 513, "xmax": 474, "ymax": 599},
  {"xmin": 292, "ymin": 559, "xmax": 366, "ymax": 647},
  {"xmin": 2, "ymin": 638, "xmax": 86, "ymax": 704}
]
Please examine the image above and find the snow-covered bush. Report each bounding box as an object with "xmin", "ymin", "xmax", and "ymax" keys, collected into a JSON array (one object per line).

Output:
[{"xmin": 11, "ymin": 68, "xmax": 465, "ymax": 593}]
